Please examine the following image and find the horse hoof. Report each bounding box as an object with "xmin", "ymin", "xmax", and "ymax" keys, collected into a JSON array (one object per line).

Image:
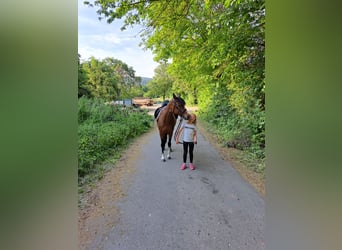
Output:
[
  {"xmin": 162, "ymin": 159, "xmax": 166, "ymax": 162},
  {"xmin": 168, "ymin": 156, "xmax": 171, "ymax": 159}
]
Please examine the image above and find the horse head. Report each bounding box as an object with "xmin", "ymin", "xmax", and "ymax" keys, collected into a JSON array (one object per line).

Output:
[{"xmin": 171, "ymin": 93, "xmax": 190, "ymax": 120}]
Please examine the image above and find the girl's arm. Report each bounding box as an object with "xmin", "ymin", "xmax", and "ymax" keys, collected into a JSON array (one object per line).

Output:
[
  {"xmin": 175, "ymin": 127, "xmax": 183, "ymax": 144},
  {"xmin": 193, "ymin": 130, "xmax": 197, "ymax": 144}
]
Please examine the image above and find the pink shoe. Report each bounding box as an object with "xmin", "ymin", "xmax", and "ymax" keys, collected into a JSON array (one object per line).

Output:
[
  {"xmin": 189, "ymin": 163, "xmax": 195, "ymax": 170},
  {"xmin": 180, "ymin": 163, "xmax": 187, "ymax": 170}
]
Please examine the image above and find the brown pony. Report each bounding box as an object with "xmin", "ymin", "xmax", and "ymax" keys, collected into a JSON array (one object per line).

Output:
[{"xmin": 156, "ymin": 93, "xmax": 190, "ymax": 161}]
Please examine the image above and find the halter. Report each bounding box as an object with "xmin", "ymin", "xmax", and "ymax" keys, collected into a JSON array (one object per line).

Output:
[{"xmin": 172, "ymin": 98, "xmax": 187, "ymax": 118}]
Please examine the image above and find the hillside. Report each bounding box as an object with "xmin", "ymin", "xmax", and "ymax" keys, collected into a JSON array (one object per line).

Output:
[{"xmin": 140, "ymin": 77, "xmax": 152, "ymax": 85}]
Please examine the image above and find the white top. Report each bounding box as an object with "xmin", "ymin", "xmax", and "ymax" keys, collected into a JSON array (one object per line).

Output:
[{"xmin": 182, "ymin": 123, "xmax": 196, "ymax": 142}]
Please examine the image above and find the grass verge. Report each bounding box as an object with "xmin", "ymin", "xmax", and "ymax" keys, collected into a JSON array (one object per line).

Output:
[{"xmin": 197, "ymin": 119, "xmax": 265, "ymax": 197}]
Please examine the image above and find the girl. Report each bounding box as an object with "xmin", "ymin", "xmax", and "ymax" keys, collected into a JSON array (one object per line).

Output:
[{"xmin": 175, "ymin": 113, "xmax": 197, "ymax": 170}]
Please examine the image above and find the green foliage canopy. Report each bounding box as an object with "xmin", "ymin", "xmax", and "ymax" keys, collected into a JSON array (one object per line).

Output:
[
  {"xmin": 145, "ymin": 63, "xmax": 173, "ymax": 100},
  {"xmin": 78, "ymin": 56, "xmax": 144, "ymax": 100},
  {"xmin": 84, "ymin": 0, "xmax": 265, "ymax": 158}
]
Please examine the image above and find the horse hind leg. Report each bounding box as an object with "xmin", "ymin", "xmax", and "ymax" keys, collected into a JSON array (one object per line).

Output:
[{"xmin": 167, "ymin": 148, "xmax": 171, "ymax": 159}]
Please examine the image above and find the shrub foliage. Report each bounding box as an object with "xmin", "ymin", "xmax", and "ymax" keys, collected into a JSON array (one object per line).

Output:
[{"xmin": 78, "ymin": 97, "xmax": 153, "ymax": 178}]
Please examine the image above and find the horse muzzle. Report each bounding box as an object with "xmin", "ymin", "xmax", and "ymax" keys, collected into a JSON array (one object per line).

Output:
[{"xmin": 182, "ymin": 110, "xmax": 190, "ymax": 120}]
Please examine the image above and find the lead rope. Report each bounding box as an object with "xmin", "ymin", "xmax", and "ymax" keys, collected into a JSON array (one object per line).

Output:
[{"xmin": 174, "ymin": 117, "xmax": 183, "ymax": 142}]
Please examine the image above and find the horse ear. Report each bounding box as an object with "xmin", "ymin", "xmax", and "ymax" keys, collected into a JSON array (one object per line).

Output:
[{"xmin": 173, "ymin": 93, "xmax": 176, "ymax": 98}]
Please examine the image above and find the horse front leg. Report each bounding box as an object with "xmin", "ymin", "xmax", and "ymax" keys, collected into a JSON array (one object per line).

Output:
[
  {"xmin": 161, "ymin": 134, "xmax": 167, "ymax": 162},
  {"xmin": 167, "ymin": 133, "xmax": 172, "ymax": 159}
]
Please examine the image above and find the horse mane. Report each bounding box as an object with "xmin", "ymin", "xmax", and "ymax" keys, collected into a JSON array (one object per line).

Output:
[
  {"xmin": 164, "ymin": 100, "xmax": 177, "ymax": 123},
  {"xmin": 157, "ymin": 99, "xmax": 176, "ymax": 126}
]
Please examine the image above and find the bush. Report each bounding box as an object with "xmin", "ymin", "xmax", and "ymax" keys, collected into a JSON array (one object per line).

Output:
[
  {"xmin": 199, "ymin": 88, "xmax": 265, "ymax": 174},
  {"xmin": 78, "ymin": 97, "xmax": 153, "ymax": 178}
]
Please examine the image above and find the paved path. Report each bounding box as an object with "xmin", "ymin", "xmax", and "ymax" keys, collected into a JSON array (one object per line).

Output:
[{"xmin": 84, "ymin": 120, "xmax": 264, "ymax": 250}]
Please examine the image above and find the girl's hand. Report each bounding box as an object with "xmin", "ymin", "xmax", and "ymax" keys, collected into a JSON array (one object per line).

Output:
[
  {"xmin": 176, "ymin": 140, "xmax": 179, "ymax": 144},
  {"xmin": 194, "ymin": 141, "xmax": 197, "ymax": 144}
]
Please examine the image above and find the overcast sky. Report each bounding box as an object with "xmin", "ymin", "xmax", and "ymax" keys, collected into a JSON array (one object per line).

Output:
[{"xmin": 78, "ymin": 0, "xmax": 159, "ymax": 78}]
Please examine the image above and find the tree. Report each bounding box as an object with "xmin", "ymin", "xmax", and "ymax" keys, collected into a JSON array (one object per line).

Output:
[
  {"xmin": 102, "ymin": 57, "xmax": 139, "ymax": 99},
  {"xmin": 146, "ymin": 63, "xmax": 173, "ymax": 100},
  {"xmin": 84, "ymin": 0, "xmax": 265, "ymax": 157},
  {"xmin": 78, "ymin": 54, "xmax": 90, "ymax": 98},
  {"xmin": 80, "ymin": 56, "xmax": 142, "ymax": 100},
  {"xmin": 81, "ymin": 57, "xmax": 119, "ymax": 100}
]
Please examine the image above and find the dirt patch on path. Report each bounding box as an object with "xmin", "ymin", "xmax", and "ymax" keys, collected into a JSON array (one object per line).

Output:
[
  {"xmin": 78, "ymin": 128, "xmax": 154, "ymax": 250},
  {"xmin": 197, "ymin": 121, "xmax": 265, "ymax": 198}
]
